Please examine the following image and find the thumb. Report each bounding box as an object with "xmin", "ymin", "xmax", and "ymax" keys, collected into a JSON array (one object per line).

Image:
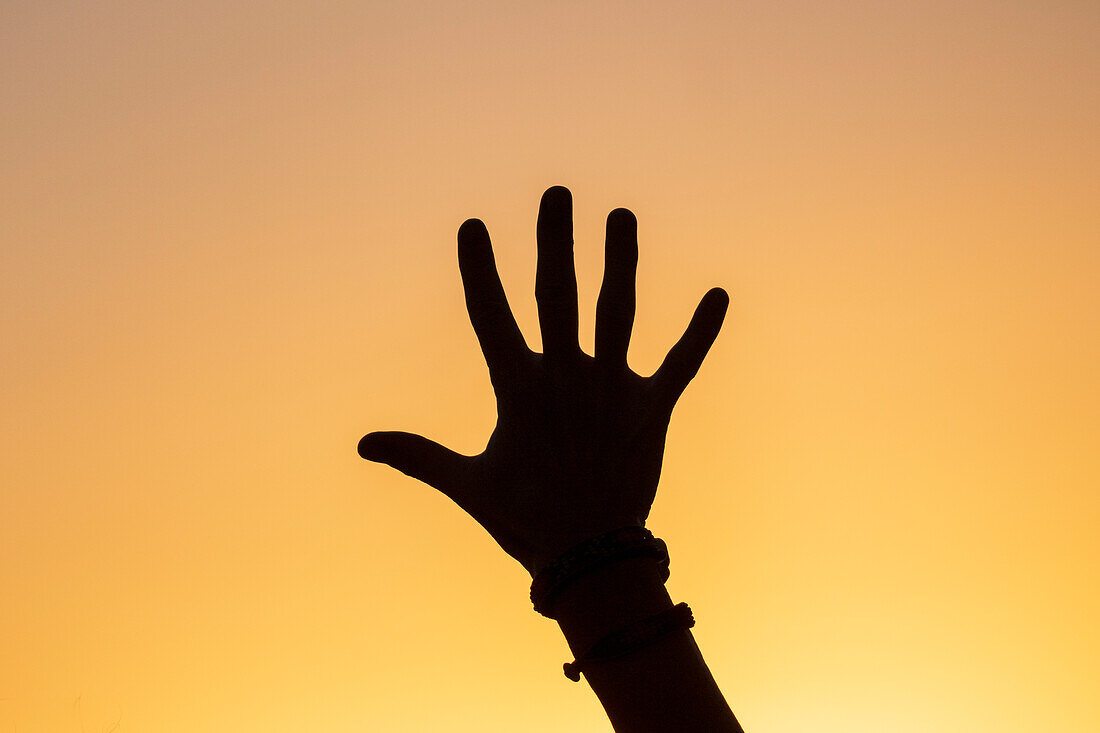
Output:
[{"xmin": 357, "ymin": 430, "xmax": 470, "ymax": 500}]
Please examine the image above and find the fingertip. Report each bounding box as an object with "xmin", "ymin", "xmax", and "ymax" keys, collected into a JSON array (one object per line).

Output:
[
  {"xmin": 457, "ymin": 219, "xmax": 493, "ymax": 268},
  {"xmin": 607, "ymin": 207, "xmax": 637, "ymax": 228},
  {"xmin": 458, "ymin": 218, "xmax": 488, "ymax": 241},
  {"xmin": 537, "ymin": 186, "xmax": 574, "ymax": 245},
  {"xmin": 541, "ymin": 185, "xmax": 572, "ymax": 206},
  {"xmin": 606, "ymin": 209, "xmax": 637, "ymax": 248},
  {"xmin": 705, "ymin": 289, "xmax": 730, "ymax": 341},
  {"xmin": 357, "ymin": 433, "xmax": 382, "ymax": 461}
]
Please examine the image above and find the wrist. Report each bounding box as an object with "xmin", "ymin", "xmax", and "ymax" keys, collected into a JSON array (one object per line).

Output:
[
  {"xmin": 552, "ymin": 555, "xmax": 674, "ymax": 655},
  {"xmin": 530, "ymin": 526, "xmax": 668, "ymax": 614}
]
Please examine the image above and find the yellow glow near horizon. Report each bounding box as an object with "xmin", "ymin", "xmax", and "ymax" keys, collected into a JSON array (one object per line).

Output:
[{"xmin": 2, "ymin": 2, "xmax": 1098, "ymax": 731}]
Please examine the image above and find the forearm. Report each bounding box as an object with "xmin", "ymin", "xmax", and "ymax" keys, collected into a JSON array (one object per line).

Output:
[{"xmin": 552, "ymin": 556, "xmax": 744, "ymax": 733}]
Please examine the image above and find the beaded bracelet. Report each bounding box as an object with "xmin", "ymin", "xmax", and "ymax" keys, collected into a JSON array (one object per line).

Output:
[
  {"xmin": 530, "ymin": 526, "xmax": 670, "ymax": 618},
  {"xmin": 563, "ymin": 602, "xmax": 695, "ymax": 681}
]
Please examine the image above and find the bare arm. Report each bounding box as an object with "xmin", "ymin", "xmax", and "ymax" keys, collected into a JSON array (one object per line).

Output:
[
  {"xmin": 358, "ymin": 186, "xmax": 742, "ymax": 731},
  {"xmin": 554, "ymin": 557, "xmax": 743, "ymax": 731}
]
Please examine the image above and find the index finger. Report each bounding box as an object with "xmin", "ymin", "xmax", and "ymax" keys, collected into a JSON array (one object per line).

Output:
[{"xmin": 458, "ymin": 218, "xmax": 528, "ymax": 386}]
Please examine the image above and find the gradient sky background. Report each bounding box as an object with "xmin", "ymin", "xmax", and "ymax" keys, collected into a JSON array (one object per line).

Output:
[{"xmin": 2, "ymin": 1, "xmax": 1098, "ymax": 731}]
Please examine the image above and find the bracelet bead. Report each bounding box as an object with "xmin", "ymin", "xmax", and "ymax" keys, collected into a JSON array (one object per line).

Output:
[
  {"xmin": 530, "ymin": 526, "xmax": 670, "ymax": 618},
  {"xmin": 563, "ymin": 602, "xmax": 695, "ymax": 681}
]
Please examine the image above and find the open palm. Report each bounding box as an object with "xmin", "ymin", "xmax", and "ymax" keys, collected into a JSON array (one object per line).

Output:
[{"xmin": 358, "ymin": 186, "xmax": 728, "ymax": 574}]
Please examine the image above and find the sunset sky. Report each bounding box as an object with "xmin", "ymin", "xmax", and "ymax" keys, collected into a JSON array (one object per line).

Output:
[{"xmin": 2, "ymin": 2, "xmax": 1098, "ymax": 731}]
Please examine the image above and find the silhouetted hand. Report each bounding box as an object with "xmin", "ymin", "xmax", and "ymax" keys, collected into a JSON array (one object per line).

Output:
[{"xmin": 358, "ymin": 186, "xmax": 728, "ymax": 574}]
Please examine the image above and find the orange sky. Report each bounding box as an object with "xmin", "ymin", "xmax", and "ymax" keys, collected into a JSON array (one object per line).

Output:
[{"xmin": 2, "ymin": 2, "xmax": 1098, "ymax": 731}]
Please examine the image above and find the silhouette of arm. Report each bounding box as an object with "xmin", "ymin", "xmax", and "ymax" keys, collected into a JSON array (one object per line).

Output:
[
  {"xmin": 358, "ymin": 186, "xmax": 743, "ymax": 732},
  {"xmin": 554, "ymin": 556, "xmax": 743, "ymax": 732}
]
